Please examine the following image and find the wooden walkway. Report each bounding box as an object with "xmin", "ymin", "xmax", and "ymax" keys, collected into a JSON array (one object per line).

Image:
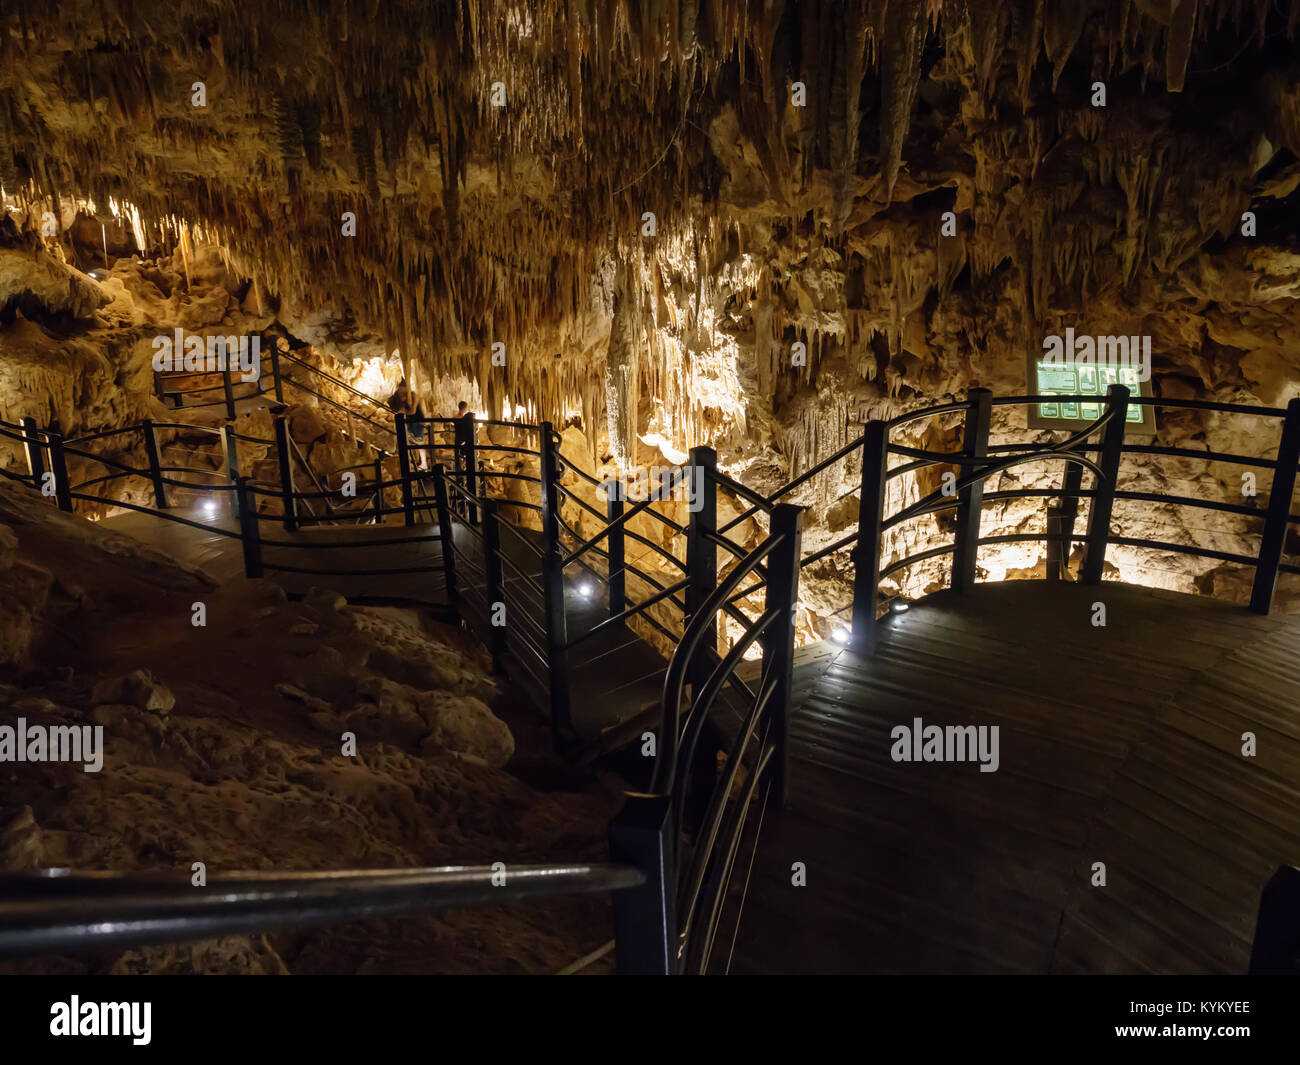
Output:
[
  {"xmin": 444, "ymin": 519, "xmax": 670, "ymax": 742},
  {"xmin": 730, "ymin": 581, "xmax": 1300, "ymax": 974},
  {"xmin": 101, "ymin": 505, "xmax": 449, "ymax": 606}
]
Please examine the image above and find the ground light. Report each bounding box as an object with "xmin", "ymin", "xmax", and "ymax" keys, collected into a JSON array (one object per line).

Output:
[
  {"xmin": 890, "ymin": 599, "xmax": 911, "ymax": 614},
  {"xmin": 831, "ymin": 627, "xmax": 850, "ymax": 645},
  {"xmin": 578, "ymin": 582, "xmax": 594, "ymax": 598}
]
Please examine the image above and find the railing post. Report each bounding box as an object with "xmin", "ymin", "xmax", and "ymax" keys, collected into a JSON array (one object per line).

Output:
[
  {"xmin": 605, "ymin": 482, "xmax": 626, "ymax": 623},
  {"xmin": 45, "ymin": 423, "xmax": 73, "ymax": 513},
  {"xmin": 1250, "ymin": 398, "xmax": 1300, "ymax": 615},
  {"xmin": 1081, "ymin": 384, "xmax": 1130, "ymax": 585},
  {"xmin": 452, "ymin": 415, "xmax": 470, "ymax": 521},
  {"xmin": 609, "ymin": 793, "xmax": 677, "ymax": 975},
  {"xmin": 234, "ymin": 477, "xmax": 263, "ymax": 578},
  {"xmin": 850, "ymin": 420, "xmax": 888, "ymax": 654},
  {"xmin": 221, "ymin": 366, "xmax": 236, "ymax": 419},
  {"xmin": 395, "ymin": 413, "xmax": 416, "ymax": 527},
  {"xmin": 952, "ymin": 388, "xmax": 992, "ymax": 591},
  {"xmin": 763, "ymin": 504, "xmax": 803, "ymax": 810},
  {"xmin": 221, "ymin": 425, "xmax": 241, "ymax": 481},
  {"xmin": 20, "ymin": 417, "xmax": 45, "ymax": 489},
  {"xmin": 269, "ymin": 342, "xmax": 285, "ymax": 404},
  {"xmin": 1248, "ymin": 865, "xmax": 1300, "ymax": 974},
  {"xmin": 141, "ymin": 419, "xmax": 169, "ymax": 509},
  {"xmin": 432, "ymin": 463, "xmax": 458, "ymax": 604},
  {"xmin": 1045, "ymin": 504, "xmax": 1065, "ymax": 582},
  {"xmin": 1046, "ymin": 461, "xmax": 1084, "ymax": 581},
  {"xmin": 372, "ymin": 457, "xmax": 383, "ymax": 522},
  {"xmin": 460, "ymin": 416, "xmax": 479, "ymax": 524},
  {"xmin": 685, "ymin": 447, "xmax": 718, "ymax": 695},
  {"xmin": 273, "ymin": 413, "xmax": 298, "ymax": 533},
  {"xmin": 539, "ymin": 422, "xmax": 573, "ymax": 745},
  {"xmin": 481, "ymin": 499, "xmax": 507, "ymax": 672},
  {"xmin": 222, "ymin": 426, "xmax": 241, "ymax": 520}
]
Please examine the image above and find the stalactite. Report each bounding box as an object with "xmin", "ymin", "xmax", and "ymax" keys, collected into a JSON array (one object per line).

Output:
[
  {"xmin": 833, "ymin": 3, "xmax": 870, "ymax": 233},
  {"xmin": 299, "ymin": 102, "xmax": 323, "ymax": 170},
  {"xmin": 1166, "ymin": 0, "xmax": 1199, "ymax": 92},
  {"xmin": 879, "ymin": 0, "xmax": 927, "ymax": 201},
  {"xmin": 0, "ymin": 0, "xmax": 1291, "ymax": 442},
  {"xmin": 0, "ymin": 94, "xmax": 17, "ymax": 196},
  {"xmin": 351, "ymin": 123, "xmax": 378, "ymax": 202},
  {"xmin": 1043, "ymin": 0, "xmax": 1087, "ymax": 91},
  {"xmin": 273, "ymin": 93, "xmax": 302, "ymax": 192},
  {"xmin": 605, "ymin": 281, "xmax": 637, "ymax": 466}
]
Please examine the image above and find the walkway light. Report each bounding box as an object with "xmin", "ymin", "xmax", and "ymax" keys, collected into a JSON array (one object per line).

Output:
[{"xmin": 831, "ymin": 627, "xmax": 850, "ymax": 645}]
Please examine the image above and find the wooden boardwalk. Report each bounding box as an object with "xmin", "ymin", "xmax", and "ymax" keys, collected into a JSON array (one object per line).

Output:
[
  {"xmin": 444, "ymin": 519, "xmax": 670, "ymax": 743},
  {"xmin": 730, "ymin": 581, "xmax": 1300, "ymax": 974},
  {"xmin": 101, "ymin": 505, "xmax": 449, "ymax": 607}
]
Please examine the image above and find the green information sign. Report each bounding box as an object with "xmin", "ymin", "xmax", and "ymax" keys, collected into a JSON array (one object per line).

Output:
[{"xmin": 1025, "ymin": 356, "xmax": 1155, "ymax": 434}]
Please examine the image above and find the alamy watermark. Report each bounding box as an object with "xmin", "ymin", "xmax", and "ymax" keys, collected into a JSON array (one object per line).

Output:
[
  {"xmin": 0, "ymin": 719, "xmax": 104, "ymax": 772},
  {"xmin": 1041, "ymin": 328, "xmax": 1151, "ymax": 382},
  {"xmin": 50, "ymin": 997, "xmax": 151, "ymax": 1045},
  {"xmin": 151, "ymin": 328, "xmax": 261, "ymax": 382},
  {"xmin": 890, "ymin": 717, "xmax": 999, "ymax": 773},
  {"xmin": 600, "ymin": 465, "xmax": 705, "ymax": 513}
]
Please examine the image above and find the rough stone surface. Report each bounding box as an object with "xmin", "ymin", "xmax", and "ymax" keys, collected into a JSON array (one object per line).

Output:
[{"xmin": 0, "ymin": 478, "xmax": 614, "ymax": 975}]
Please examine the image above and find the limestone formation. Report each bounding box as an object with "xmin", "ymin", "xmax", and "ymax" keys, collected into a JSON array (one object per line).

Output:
[{"xmin": 0, "ymin": 0, "xmax": 1298, "ymax": 973}]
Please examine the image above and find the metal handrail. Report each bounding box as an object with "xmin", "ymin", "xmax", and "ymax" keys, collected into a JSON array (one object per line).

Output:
[
  {"xmin": 670, "ymin": 606, "xmax": 782, "ymax": 832},
  {"xmin": 276, "ymin": 349, "xmax": 397, "ymax": 417},
  {"xmin": 718, "ymin": 433, "xmax": 864, "ymax": 536},
  {"xmin": 564, "ymin": 577, "xmax": 692, "ymax": 653},
  {"xmin": 560, "ymin": 465, "xmax": 693, "ymax": 566},
  {"xmin": 0, "ymin": 864, "xmax": 642, "ymax": 958},
  {"xmin": 650, "ymin": 530, "xmax": 783, "ymax": 793},
  {"xmin": 882, "ymin": 408, "xmax": 1116, "ymax": 534}
]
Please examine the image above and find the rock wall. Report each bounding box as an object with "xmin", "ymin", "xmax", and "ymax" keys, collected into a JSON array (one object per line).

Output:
[
  {"xmin": 0, "ymin": 473, "xmax": 615, "ymax": 975},
  {"xmin": 2, "ymin": 2, "xmax": 1299, "ymax": 629}
]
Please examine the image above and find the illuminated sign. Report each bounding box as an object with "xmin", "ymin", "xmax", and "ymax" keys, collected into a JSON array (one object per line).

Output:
[{"xmin": 1025, "ymin": 354, "xmax": 1155, "ymax": 434}]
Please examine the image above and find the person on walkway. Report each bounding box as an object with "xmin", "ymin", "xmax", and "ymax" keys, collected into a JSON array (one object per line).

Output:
[
  {"xmin": 386, "ymin": 379, "xmax": 412, "ymax": 415},
  {"xmin": 454, "ymin": 401, "xmax": 473, "ymax": 476},
  {"xmin": 409, "ymin": 398, "xmax": 429, "ymax": 472},
  {"xmin": 385, "ymin": 380, "xmax": 429, "ymax": 472}
]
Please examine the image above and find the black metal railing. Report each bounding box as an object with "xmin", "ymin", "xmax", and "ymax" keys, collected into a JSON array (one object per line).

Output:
[
  {"xmin": 607, "ymin": 500, "xmax": 802, "ymax": 974},
  {"xmin": 1249, "ymin": 865, "xmax": 1300, "ymax": 975},
  {"xmin": 151, "ymin": 340, "xmax": 397, "ymax": 439},
  {"xmin": 0, "ymin": 864, "xmax": 642, "ymax": 960},
  {"xmin": 4, "ymin": 375, "xmax": 1299, "ymax": 973},
  {"xmin": 701, "ymin": 384, "xmax": 1300, "ymax": 650},
  {"xmin": 6, "ymin": 381, "xmax": 1297, "ymax": 736}
]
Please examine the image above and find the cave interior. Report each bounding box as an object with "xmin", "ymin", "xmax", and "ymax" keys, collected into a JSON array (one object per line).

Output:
[{"xmin": 0, "ymin": 0, "xmax": 1299, "ymax": 978}]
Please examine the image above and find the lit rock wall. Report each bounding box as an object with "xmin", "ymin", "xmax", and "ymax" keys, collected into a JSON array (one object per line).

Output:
[{"xmin": 3, "ymin": 2, "xmax": 1300, "ymax": 633}]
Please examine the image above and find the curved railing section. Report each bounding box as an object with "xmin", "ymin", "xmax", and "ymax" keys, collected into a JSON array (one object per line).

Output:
[
  {"xmin": 695, "ymin": 385, "xmax": 1300, "ymax": 647},
  {"xmin": 608, "ymin": 487, "xmax": 802, "ymax": 974}
]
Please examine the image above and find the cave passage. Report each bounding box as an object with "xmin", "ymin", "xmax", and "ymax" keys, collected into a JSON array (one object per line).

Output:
[{"xmin": 0, "ymin": 2, "xmax": 1298, "ymax": 1035}]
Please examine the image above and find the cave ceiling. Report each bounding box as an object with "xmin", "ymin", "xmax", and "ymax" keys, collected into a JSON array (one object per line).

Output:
[{"xmin": 1, "ymin": 1, "xmax": 1299, "ymax": 457}]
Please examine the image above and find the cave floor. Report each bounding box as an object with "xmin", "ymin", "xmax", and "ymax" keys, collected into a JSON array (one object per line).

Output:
[
  {"xmin": 99, "ymin": 501, "xmax": 669, "ymax": 744},
  {"xmin": 729, "ymin": 580, "xmax": 1300, "ymax": 974}
]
